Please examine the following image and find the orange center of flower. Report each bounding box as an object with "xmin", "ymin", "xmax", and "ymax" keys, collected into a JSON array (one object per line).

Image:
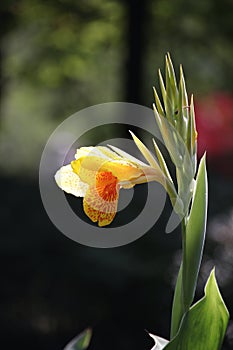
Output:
[{"xmin": 95, "ymin": 171, "xmax": 119, "ymax": 201}]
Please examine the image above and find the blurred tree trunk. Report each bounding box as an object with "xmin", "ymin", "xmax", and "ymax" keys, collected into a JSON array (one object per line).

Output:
[
  {"xmin": 125, "ymin": 0, "xmax": 147, "ymax": 104},
  {"xmin": 0, "ymin": 1, "xmax": 18, "ymax": 119}
]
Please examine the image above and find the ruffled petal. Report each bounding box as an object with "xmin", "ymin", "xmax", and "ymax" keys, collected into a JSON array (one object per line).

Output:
[
  {"xmin": 71, "ymin": 156, "xmax": 144, "ymax": 186},
  {"xmin": 75, "ymin": 146, "xmax": 112, "ymax": 161},
  {"xmin": 101, "ymin": 160, "xmax": 144, "ymax": 182},
  {"xmin": 83, "ymin": 171, "xmax": 119, "ymax": 226},
  {"xmin": 72, "ymin": 148, "xmax": 113, "ymax": 184},
  {"xmin": 54, "ymin": 164, "xmax": 88, "ymax": 197},
  {"xmin": 72, "ymin": 146, "xmax": 157, "ymax": 187},
  {"xmin": 71, "ymin": 159, "xmax": 97, "ymax": 185}
]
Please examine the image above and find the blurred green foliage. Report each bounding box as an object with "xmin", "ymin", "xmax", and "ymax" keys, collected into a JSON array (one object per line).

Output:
[
  {"xmin": 0, "ymin": 0, "xmax": 232, "ymax": 175},
  {"xmin": 0, "ymin": 0, "xmax": 125, "ymax": 174},
  {"xmin": 144, "ymin": 0, "xmax": 233, "ymax": 101}
]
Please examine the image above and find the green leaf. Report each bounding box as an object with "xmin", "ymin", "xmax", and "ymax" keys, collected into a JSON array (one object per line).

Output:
[
  {"xmin": 64, "ymin": 328, "xmax": 92, "ymax": 350},
  {"xmin": 183, "ymin": 154, "xmax": 208, "ymax": 310},
  {"xmin": 189, "ymin": 95, "xmax": 197, "ymax": 172},
  {"xmin": 159, "ymin": 68, "xmax": 174, "ymax": 125},
  {"xmin": 179, "ymin": 65, "xmax": 189, "ymax": 121},
  {"xmin": 128, "ymin": 131, "xmax": 181, "ymax": 208},
  {"xmin": 170, "ymin": 263, "xmax": 184, "ymax": 339},
  {"xmin": 153, "ymin": 87, "xmax": 165, "ymax": 117},
  {"xmin": 186, "ymin": 94, "xmax": 197, "ymax": 177},
  {"xmin": 152, "ymin": 138, "xmax": 173, "ymax": 182},
  {"xmin": 152, "ymin": 139, "xmax": 184, "ymax": 215},
  {"xmin": 158, "ymin": 69, "xmax": 167, "ymax": 111},
  {"xmin": 164, "ymin": 269, "xmax": 229, "ymax": 350},
  {"xmin": 165, "ymin": 54, "xmax": 178, "ymax": 121},
  {"xmin": 129, "ymin": 130, "xmax": 162, "ymax": 171},
  {"xmin": 178, "ymin": 65, "xmax": 189, "ymax": 139},
  {"xmin": 166, "ymin": 53, "xmax": 178, "ymax": 105},
  {"xmin": 153, "ymin": 106, "xmax": 183, "ymax": 168}
]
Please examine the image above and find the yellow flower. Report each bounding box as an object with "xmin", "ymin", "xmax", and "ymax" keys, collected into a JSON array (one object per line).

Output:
[{"xmin": 55, "ymin": 145, "xmax": 164, "ymax": 226}]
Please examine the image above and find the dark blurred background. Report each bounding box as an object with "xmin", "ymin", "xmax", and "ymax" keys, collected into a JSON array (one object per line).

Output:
[{"xmin": 1, "ymin": 0, "xmax": 233, "ymax": 349}]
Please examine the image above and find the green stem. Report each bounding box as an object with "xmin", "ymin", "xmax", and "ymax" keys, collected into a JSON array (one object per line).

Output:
[
  {"xmin": 170, "ymin": 218, "xmax": 187, "ymax": 339},
  {"xmin": 170, "ymin": 156, "xmax": 208, "ymax": 338},
  {"xmin": 181, "ymin": 219, "xmax": 189, "ymax": 311}
]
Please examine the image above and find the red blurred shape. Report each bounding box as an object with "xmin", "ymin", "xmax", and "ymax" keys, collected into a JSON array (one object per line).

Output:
[{"xmin": 195, "ymin": 93, "xmax": 233, "ymax": 176}]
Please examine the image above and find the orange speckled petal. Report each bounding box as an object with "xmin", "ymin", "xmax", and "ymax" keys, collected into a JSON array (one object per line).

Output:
[{"xmin": 83, "ymin": 171, "xmax": 120, "ymax": 226}]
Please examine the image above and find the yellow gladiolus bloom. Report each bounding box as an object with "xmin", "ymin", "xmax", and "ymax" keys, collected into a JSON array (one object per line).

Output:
[{"xmin": 55, "ymin": 145, "xmax": 165, "ymax": 226}]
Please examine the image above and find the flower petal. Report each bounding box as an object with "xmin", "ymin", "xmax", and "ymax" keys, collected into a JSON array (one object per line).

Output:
[
  {"xmin": 54, "ymin": 164, "xmax": 88, "ymax": 197},
  {"xmin": 108, "ymin": 144, "xmax": 149, "ymax": 167},
  {"xmin": 72, "ymin": 147, "xmax": 119, "ymax": 184},
  {"xmin": 72, "ymin": 152, "xmax": 145, "ymax": 186},
  {"xmin": 75, "ymin": 146, "xmax": 114, "ymax": 161},
  {"xmin": 129, "ymin": 131, "xmax": 162, "ymax": 172},
  {"xmin": 96, "ymin": 146, "xmax": 122, "ymax": 160},
  {"xmin": 71, "ymin": 158, "xmax": 97, "ymax": 185},
  {"xmin": 83, "ymin": 171, "xmax": 120, "ymax": 226},
  {"xmin": 101, "ymin": 161, "xmax": 144, "ymax": 182}
]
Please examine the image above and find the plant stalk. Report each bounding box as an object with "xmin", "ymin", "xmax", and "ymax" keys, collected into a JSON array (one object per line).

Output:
[{"xmin": 170, "ymin": 218, "xmax": 187, "ymax": 339}]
